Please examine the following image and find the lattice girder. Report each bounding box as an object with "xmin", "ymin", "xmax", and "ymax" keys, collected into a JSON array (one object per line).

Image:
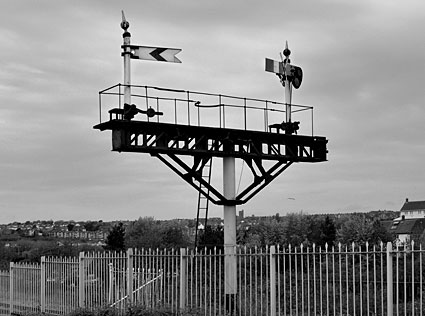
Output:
[{"xmin": 94, "ymin": 119, "xmax": 327, "ymax": 206}]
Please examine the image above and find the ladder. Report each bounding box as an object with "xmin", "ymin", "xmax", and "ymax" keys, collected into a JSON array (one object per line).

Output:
[{"xmin": 194, "ymin": 158, "xmax": 213, "ymax": 248}]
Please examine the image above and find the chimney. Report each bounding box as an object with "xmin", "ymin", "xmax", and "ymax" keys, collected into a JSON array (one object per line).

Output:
[{"xmin": 406, "ymin": 198, "xmax": 409, "ymax": 203}]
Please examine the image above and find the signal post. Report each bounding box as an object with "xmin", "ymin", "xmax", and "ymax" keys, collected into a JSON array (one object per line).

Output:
[{"xmin": 223, "ymin": 154, "xmax": 237, "ymax": 310}]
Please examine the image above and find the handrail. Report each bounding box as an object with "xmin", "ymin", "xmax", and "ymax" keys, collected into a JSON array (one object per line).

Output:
[
  {"xmin": 98, "ymin": 83, "xmax": 316, "ymax": 135},
  {"xmin": 100, "ymin": 83, "xmax": 313, "ymax": 109}
]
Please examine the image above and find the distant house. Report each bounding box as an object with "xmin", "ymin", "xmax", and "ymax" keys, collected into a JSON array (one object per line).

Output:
[
  {"xmin": 390, "ymin": 218, "xmax": 425, "ymax": 245},
  {"xmin": 400, "ymin": 198, "xmax": 425, "ymax": 219},
  {"xmin": 385, "ymin": 198, "xmax": 425, "ymax": 246}
]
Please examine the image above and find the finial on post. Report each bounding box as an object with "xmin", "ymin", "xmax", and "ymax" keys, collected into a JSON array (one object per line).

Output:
[
  {"xmin": 283, "ymin": 41, "xmax": 291, "ymax": 58},
  {"xmin": 283, "ymin": 41, "xmax": 291, "ymax": 66},
  {"xmin": 121, "ymin": 10, "xmax": 130, "ymax": 31}
]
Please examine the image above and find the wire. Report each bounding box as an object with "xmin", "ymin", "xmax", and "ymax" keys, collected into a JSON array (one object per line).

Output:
[{"xmin": 237, "ymin": 161, "xmax": 245, "ymax": 194}]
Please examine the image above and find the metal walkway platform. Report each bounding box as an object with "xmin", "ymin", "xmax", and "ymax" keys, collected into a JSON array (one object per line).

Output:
[
  {"xmin": 94, "ymin": 119, "xmax": 327, "ymax": 162},
  {"xmin": 94, "ymin": 84, "xmax": 328, "ymax": 205}
]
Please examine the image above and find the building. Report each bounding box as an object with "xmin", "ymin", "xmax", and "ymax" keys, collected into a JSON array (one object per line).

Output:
[
  {"xmin": 399, "ymin": 198, "xmax": 425, "ymax": 219},
  {"xmin": 390, "ymin": 218, "xmax": 425, "ymax": 245},
  {"xmin": 385, "ymin": 198, "xmax": 425, "ymax": 246}
]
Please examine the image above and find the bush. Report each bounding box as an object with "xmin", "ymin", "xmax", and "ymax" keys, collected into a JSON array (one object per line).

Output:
[
  {"xmin": 127, "ymin": 305, "xmax": 171, "ymax": 316},
  {"xmin": 67, "ymin": 308, "xmax": 96, "ymax": 316},
  {"xmin": 23, "ymin": 305, "xmax": 202, "ymax": 316},
  {"xmin": 68, "ymin": 307, "xmax": 118, "ymax": 316},
  {"xmin": 66, "ymin": 305, "xmax": 201, "ymax": 316}
]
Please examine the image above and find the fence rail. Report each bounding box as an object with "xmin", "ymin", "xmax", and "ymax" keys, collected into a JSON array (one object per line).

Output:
[{"xmin": 0, "ymin": 242, "xmax": 424, "ymax": 316}]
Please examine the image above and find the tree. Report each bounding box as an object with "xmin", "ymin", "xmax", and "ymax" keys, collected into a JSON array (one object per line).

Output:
[
  {"xmin": 240, "ymin": 219, "xmax": 286, "ymax": 247},
  {"xmin": 318, "ymin": 216, "xmax": 337, "ymax": 248},
  {"xmin": 67, "ymin": 223, "xmax": 75, "ymax": 231},
  {"xmin": 124, "ymin": 217, "xmax": 192, "ymax": 250},
  {"xmin": 104, "ymin": 222, "xmax": 126, "ymax": 251},
  {"xmin": 198, "ymin": 225, "xmax": 224, "ymax": 251},
  {"xmin": 161, "ymin": 221, "xmax": 190, "ymax": 249},
  {"xmin": 84, "ymin": 221, "xmax": 100, "ymax": 232},
  {"xmin": 125, "ymin": 217, "xmax": 163, "ymax": 249},
  {"xmin": 370, "ymin": 219, "xmax": 394, "ymax": 244},
  {"xmin": 281, "ymin": 212, "xmax": 310, "ymax": 246},
  {"xmin": 241, "ymin": 213, "xmax": 336, "ymax": 248},
  {"xmin": 336, "ymin": 216, "xmax": 393, "ymax": 247}
]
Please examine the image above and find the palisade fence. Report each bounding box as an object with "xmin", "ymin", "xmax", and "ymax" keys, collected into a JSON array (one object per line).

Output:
[
  {"xmin": 0, "ymin": 242, "xmax": 425, "ymax": 315},
  {"xmin": 0, "ymin": 270, "xmax": 9, "ymax": 315}
]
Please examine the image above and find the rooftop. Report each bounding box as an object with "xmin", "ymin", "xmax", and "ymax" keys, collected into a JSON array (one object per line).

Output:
[{"xmin": 400, "ymin": 199, "xmax": 425, "ymax": 212}]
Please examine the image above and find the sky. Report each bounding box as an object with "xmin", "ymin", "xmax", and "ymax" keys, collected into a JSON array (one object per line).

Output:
[{"xmin": 0, "ymin": 0, "xmax": 424, "ymax": 224}]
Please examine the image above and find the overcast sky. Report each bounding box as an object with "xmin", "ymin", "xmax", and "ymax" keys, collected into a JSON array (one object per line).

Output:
[{"xmin": 0, "ymin": 0, "xmax": 424, "ymax": 224}]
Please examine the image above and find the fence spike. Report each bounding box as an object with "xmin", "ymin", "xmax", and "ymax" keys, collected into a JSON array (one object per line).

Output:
[{"xmin": 4, "ymin": 243, "xmax": 424, "ymax": 315}]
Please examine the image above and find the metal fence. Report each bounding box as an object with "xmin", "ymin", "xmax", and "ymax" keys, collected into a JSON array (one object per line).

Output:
[
  {"xmin": 0, "ymin": 270, "xmax": 9, "ymax": 315},
  {"xmin": 42, "ymin": 256, "xmax": 80, "ymax": 315},
  {"xmin": 0, "ymin": 242, "xmax": 425, "ymax": 315},
  {"xmin": 9, "ymin": 262, "xmax": 41, "ymax": 315}
]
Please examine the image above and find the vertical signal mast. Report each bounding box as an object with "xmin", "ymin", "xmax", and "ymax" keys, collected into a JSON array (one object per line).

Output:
[
  {"xmin": 94, "ymin": 13, "xmax": 327, "ymax": 313},
  {"xmin": 265, "ymin": 41, "xmax": 303, "ymax": 134},
  {"xmin": 121, "ymin": 11, "xmax": 132, "ymax": 108},
  {"xmin": 283, "ymin": 41, "xmax": 295, "ymax": 124}
]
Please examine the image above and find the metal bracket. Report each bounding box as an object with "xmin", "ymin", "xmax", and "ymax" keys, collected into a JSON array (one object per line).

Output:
[{"xmin": 152, "ymin": 152, "xmax": 293, "ymax": 206}]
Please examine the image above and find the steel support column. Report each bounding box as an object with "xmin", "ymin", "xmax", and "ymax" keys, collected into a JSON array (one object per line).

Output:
[{"xmin": 223, "ymin": 155, "xmax": 237, "ymax": 313}]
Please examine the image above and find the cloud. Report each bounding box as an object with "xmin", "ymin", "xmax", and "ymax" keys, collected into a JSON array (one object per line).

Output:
[{"xmin": 0, "ymin": 0, "xmax": 424, "ymax": 223}]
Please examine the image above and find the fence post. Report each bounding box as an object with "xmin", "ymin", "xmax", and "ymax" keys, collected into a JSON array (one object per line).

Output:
[
  {"xmin": 270, "ymin": 245, "xmax": 276, "ymax": 316},
  {"xmin": 79, "ymin": 252, "xmax": 85, "ymax": 308},
  {"xmin": 180, "ymin": 248, "xmax": 187, "ymax": 311},
  {"xmin": 40, "ymin": 256, "xmax": 46, "ymax": 313},
  {"xmin": 108, "ymin": 263, "xmax": 113, "ymax": 305},
  {"xmin": 127, "ymin": 248, "xmax": 134, "ymax": 304},
  {"xmin": 9, "ymin": 262, "xmax": 14, "ymax": 316},
  {"xmin": 386, "ymin": 242, "xmax": 393, "ymax": 316}
]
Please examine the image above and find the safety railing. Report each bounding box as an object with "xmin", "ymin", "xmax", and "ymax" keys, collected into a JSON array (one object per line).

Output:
[{"xmin": 98, "ymin": 84, "xmax": 316, "ymax": 136}]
